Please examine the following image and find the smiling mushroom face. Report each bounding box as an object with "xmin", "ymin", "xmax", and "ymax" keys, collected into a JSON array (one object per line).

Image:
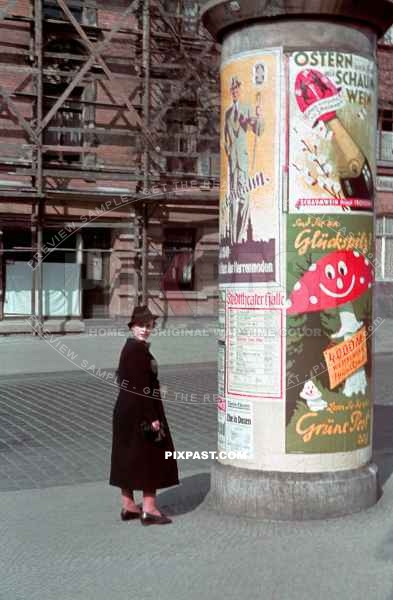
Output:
[{"xmin": 287, "ymin": 250, "xmax": 373, "ymax": 315}]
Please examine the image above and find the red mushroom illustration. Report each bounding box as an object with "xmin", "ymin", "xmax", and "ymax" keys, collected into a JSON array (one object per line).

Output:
[
  {"xmin": 295, "ymin": 69, "xmax": 373, "ymax": 201},
  {"xmin": 287, "ymin": 249, "xmax": 372, "ymax": 397}
]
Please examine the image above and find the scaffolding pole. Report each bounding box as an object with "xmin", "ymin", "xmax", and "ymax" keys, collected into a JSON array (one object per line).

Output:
[
  {"xmin": 0, "ymin": 230, "xmax": 3, "ymax": 321},
  {"xmin": 141, "ymin": 0, "xmax": 150, "ymax": 305},
  {"xmin": 32, "ymin": 0, "xmax": 44, "ymax": 335}
]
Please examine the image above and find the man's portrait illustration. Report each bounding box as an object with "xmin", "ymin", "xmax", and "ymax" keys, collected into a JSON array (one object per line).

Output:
[{"xmin": 224, "ymin": 75, "xmax": 264, "ymax": 244}]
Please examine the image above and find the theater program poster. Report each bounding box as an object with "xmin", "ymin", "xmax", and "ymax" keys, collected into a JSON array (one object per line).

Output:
[
  {"xmin": 219, "ymin": 49, "xmax": 281, "ymax": 285},
  {"xmin": 285, "ymin": 214, "xmax": 373, "ymax": 453},
  {"xmin": 288, "ymin": 51, "xmax": 377, "ymax": 213},
  {"xmin": 225, "ymin": 399, "xmax": 253, "ymax": 458},
  {"xmin": 226, "ymin": 289, "xmax": 285, "ymax": 399}
]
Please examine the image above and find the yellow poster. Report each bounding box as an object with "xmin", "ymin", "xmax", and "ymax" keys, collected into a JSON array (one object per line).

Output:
[
  {"xmin": 323, "ymin": 327, "xmax": 367, "ymax": 389},
  {"xmin": 219, "ymin": 50, "xmax": 281, "ymax": 285}
]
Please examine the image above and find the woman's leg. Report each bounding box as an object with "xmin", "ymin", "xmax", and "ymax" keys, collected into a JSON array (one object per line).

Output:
[
  {"xmin": 121, "ymin": 488, "xmax": 140, "ymax": 512},
  {"xmin": 142, "ymin": 489, "xmax": 161, "ymax": 515}
]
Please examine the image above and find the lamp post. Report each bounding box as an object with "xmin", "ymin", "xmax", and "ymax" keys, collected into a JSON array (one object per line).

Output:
[{"xmin": 202, "ymin": 0, "xmax": 393, "ymax": 519}]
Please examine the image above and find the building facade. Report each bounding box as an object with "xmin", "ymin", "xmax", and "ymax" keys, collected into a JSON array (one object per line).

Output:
[
  {"xmin": 0, "ymin": 0, "xmax": 220, "ymax": 332},
  {"xmin": 0, "ymin": 2, "xmax": 392, "ymax": 332},
  {"xmin": 376, "ymin": 25, "xmax": 393, "ymax": 317}
]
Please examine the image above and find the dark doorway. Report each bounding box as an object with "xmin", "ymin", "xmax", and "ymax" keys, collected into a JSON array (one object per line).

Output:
[{"xmin": 82, "ymin": 229, "xmax": 111, "ymax": 318}]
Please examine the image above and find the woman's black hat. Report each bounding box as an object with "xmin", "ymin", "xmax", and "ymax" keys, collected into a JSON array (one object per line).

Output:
[{"xmin": 128, "ymin": 305, "xmax": 158, "ymax": 329}]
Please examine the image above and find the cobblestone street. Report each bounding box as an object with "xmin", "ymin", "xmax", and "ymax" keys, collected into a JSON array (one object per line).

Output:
[
  {"xmin": 1, "ymin": 354, "xmax": 393, "ymax": 492},
  {"xmin": 0, "ymin": 363, "xmax": 217, "ymax": 491}
]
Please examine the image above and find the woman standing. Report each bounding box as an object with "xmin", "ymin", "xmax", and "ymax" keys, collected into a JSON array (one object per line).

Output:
[{"xmin": 110, "ymin": 305, "xmax": 179, "ymax": 525}]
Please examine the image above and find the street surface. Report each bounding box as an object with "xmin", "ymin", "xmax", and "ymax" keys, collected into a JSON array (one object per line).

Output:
[{"xmin": 0, "ymin": 364, "xmax": 216, "ymax": 492}]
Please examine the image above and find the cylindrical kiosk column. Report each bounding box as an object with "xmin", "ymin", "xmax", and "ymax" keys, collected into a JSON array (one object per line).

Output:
[{"xmin": 202, "ymin": 1, "xmax": 393, "ymax": 519}]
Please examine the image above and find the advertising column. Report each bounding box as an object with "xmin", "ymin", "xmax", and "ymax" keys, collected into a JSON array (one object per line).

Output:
[{"xmin": 202, "ymin": 0, "xmax": 393, "ymax": 520}]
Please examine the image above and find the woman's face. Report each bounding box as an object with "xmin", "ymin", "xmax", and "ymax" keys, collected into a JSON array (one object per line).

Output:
[{"xmin": 132, "ymin": 319, "xmax": 155, "ymax": 342}]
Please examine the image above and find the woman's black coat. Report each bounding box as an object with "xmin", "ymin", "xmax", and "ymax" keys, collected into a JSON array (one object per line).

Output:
[{"xmin": 109, "ymin": 337, "xmax": 179, "ymax": 490}]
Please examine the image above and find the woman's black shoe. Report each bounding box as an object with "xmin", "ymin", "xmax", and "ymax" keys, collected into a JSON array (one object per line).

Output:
[
  {"xmin": 121, "ymin": 509, "xmax": 141, "ymax": 521},
  {"xmin": 140, "ymin": 511, "xmax": 172, "ymax": 525}
]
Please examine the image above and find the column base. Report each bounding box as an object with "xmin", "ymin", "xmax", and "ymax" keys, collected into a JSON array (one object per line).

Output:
[{"xmin": 206, "ymin": 461, "xmax": 379, "ymax": 520}]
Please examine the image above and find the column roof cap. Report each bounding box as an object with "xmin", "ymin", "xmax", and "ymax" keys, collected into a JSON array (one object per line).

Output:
[{"xmin": 201, "ymin": 0, "xmax": 393, "ymax": 41}]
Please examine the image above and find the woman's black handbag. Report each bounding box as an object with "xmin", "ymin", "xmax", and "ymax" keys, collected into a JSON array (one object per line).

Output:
[{"xmin": 140, "ymin": 421, "xmax": 166, "ymax": 444}]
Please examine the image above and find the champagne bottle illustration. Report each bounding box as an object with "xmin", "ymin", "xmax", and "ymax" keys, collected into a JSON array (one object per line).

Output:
[{"xmin": 295, "ymin": 69, "xmax": 373, "ymax": 202}]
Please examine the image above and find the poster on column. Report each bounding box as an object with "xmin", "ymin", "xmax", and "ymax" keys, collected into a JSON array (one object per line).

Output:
[
  {"xmin": 288, "ymin": 51, "xmax": 377, "ymax": 213},
  {"xmin": 217, "ymin": 342, "xmax": 226, "ymax": 452},
  {"xmin": 226, "ymin": 289, "xmax": 285, "ymax": 398},
  {"xmin": 218, "ymin": 396, "xmax": 226, "ymax": 452},
  {"xmin": 218, "ymin": 289, "xmax": 226, "ymax": 341},
  {"xmin": 285, "ymin": 213, "xmax": 373, "ymax": 453},
  {"xmin": 226, "ymin": 398, "xmax": 253, "ymax": 458},
  {"xmin": 219, "ymin": 49, "xmax": 281, "ymax": 285}
]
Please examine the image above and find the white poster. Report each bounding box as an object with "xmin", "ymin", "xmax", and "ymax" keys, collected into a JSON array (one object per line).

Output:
[
  {"xmin": 86, "ymin": 252, "xmax": 103, "ymax": 281},
  {"xmin": 217, "ymin": 397, "xmax": 226, "ymax": 452},
  {"xmin": 218, "ymin": 288, "xmax": 226, "ymax": 341},
  {"xmin": 217, "ymin": 342, "xmax": 226, "ymax": 451},
  {"xmin": 226, "ymin": 398, "xmax": 253, "ymax": 458},
  {"xmin": 226, "ymin": 289, "xmax": 285, "ymax": 398},
  {"xmin": 218, "ymin": 341, "xmax": 225, "ymax": 397},
  {"xmin": 288, "ymin": 51, "xmax": 377, "ymax": 213}
]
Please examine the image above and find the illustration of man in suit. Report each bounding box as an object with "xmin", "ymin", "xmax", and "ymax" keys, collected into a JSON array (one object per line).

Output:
[{"xmin": 224, "ymin": 75, "xmax": 264, "ymax": 244}]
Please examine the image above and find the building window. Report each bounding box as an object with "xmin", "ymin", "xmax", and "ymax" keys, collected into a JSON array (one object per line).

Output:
[
  {"xmin": 376, "ymin": 217, "xmax": 393, "ymax": 281},
  {"xmin": 181, "ymin": 0, "xmax": 199, "ymax": 36},
  {"xmin": 2, "ymin": 229, "xmax": 81, "ymax": 317},
  {"xmin": 378, "ymin": 109, "xmax": 393, "ymax": 163},
  {"xmin": 43, "ymin": 39, "xmax": 93, "ymax": 165},
  {"xmin": 380, "ymin": 110, "xmax": 393, "ymax": 132},
  {"xmin": 166, "ymin": 91, "xmax": 198, "ymax": 174},
  {"xmin": 162, "ymin": 228, "xmax": 195, "ymax": 291},
  {"xmin": 43, "ymin": 0, "xmax": 82, "ymax": 22},
  {"xmin": 3, "ymin": 230, "xmax": 33, "ymax": 316},
  {"xmin": 43, "ymin": 84, "xmax": 83, "ymax": 164}
]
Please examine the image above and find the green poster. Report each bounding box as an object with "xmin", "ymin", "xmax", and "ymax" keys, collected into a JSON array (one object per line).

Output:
[{"xmin": 285, "ymin": 213, "xmax": 373, "ymax": 453}]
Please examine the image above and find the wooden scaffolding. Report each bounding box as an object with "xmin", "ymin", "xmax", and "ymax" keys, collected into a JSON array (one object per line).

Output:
[{"xmin": 0, "ymin": 0, "xmax": 220, "ymax": 327}]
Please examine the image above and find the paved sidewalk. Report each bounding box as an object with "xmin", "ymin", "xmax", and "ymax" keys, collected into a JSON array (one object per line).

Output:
[
  {"xmin": 0, "ymin": 316, "xmax": 391, "ymax": 378},
  {"xmin": 0, "ymin": 318, "xmax": 219, "ymax": 377},
  {"xmin": 2, "ymin": 467, "xmax": 393, "ymax": 600}
]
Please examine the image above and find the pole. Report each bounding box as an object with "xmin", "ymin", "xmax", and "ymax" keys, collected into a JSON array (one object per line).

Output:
[
  {"xmin": 0, "ymin": 230, "xmax": 3, "ymax": 321},
  {"xmin": 34, "ymin": 0, "xmax": 44, "ymax": 335},
  {"xmin": 141, "ymin": 0, "xmax": 151, "ymax": 305}
]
